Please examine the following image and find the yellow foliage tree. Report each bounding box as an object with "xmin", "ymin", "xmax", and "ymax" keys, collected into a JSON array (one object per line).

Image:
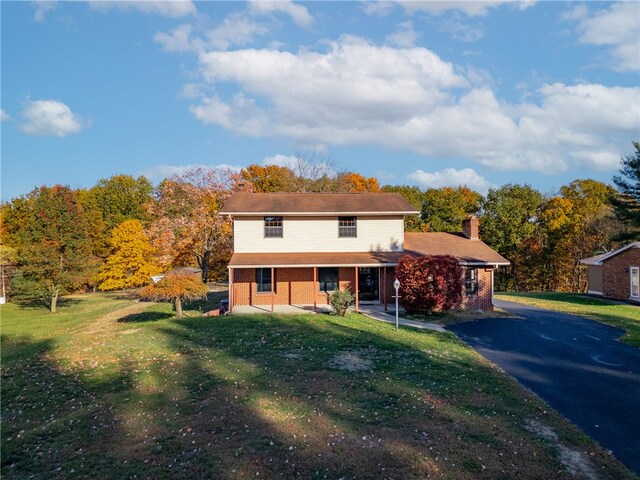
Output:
[{"xmin": 97, "ymin": 219, "xmax": 160, "ymax": 291}]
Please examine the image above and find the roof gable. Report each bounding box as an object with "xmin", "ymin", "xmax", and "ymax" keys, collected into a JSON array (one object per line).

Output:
[
  {"xmin": 220, "ymin": 192, "xmax": 418, "ymax": 215},
  {"xmin": 580, "ymin": 242, "xmax": 640, "ymax": 265}
]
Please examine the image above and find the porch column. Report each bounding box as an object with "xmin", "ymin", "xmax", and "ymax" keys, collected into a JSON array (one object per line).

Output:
[
  {"xmin": 354, "ymin": 266, "xmax": 359, "ymax": 313},
  {"xmin": 271, "ymin": 267, "xmax": 275, "ymax": 313},
  {"xmin": 313, "ymin": 267, "xmax": 317, "ymax": 312},
  {"xmin": 229, "ymin": 268, "xmax": 234, "ymax": 314},
  {"xmin": 383, "ymin": 266, "xmax": 387, "ymax": 312}
]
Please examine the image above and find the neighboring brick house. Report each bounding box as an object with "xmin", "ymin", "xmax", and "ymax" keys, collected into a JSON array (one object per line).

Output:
[
  {"xmin": 220, "ymin": 192, "xmax": 509, "ymax": 313},
  {"xmin": 580, "ymin": 242, "xmax": 640, "ymax": 302}
]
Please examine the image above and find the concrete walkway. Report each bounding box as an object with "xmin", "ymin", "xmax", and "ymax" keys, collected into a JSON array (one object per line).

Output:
[
  {"xmin": 231, "ymin": 304, "xmax": 331, "ymax": 314},
  {"xmin": 230, "ymin": 303, "xmax": 445, "ymax": 332},
  {"xmin": 358, "ymin": 305, "xmax": 446, "ymax": 332}
]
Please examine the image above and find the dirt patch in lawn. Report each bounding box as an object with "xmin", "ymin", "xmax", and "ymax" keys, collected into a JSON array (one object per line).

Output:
[
  {"xmin": 525, "ymin": 418, "xmax": 600, "ymax": 480},
  {"xmin": 328, "ymin": 351, "xmax": 373, "ymax": 371}
]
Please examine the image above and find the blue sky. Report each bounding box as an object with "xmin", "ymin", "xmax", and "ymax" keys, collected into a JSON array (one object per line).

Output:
[{"xmin": 2, "ymin": 1, "xmax": 639, "ymax": 200}]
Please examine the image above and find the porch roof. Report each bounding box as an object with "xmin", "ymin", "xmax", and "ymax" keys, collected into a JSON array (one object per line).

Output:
[{"xmin": 229, "ymin": 251, "xmax": 405, "ymax": 268}]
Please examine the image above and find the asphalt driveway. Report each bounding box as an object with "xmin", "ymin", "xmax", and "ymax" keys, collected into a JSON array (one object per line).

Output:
[{"xmin": 447, "ymin": 299, "xmax": 640, "ymax": 474}]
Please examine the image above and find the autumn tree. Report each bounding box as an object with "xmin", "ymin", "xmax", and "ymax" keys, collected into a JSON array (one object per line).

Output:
[
  {"xmin": 140, "ymin": 272, "xmax": 208, "ymax": 319},
  {"xmin": 148, "ymin": 167, "xmax": 245, "ymax": 281},
  {"xmin": 240, "ymin": 164, "xmax": 299, "ymax": 192},
  {"xmin": 539, "ymin": 180, "xmax": 619, "ymax": 291},
  {"xmin": 335, "ymin": 172, "xmax": 381, "ymax": 192},
  {"xmin": 481, "ymin": 184, "xmax": 544, "ymax": 291},
  {"xmin": 97, "ymin": 219, "xmax": 160, "ymax": 291},
  {"xmin": 611, "ymin": 141, "xmax": 640, "ymax": 241},
  {"xmin": 9, "ymin": 186, "xmax": 93, "ymax": 312},
  {"xmin": 421, "ymin": 187, "xmax": 483, "ymax": 232},
  {"xmin": 87, "ymin": 174, "xmax": 153, "ymax": 230},
  {"xmin": 395, "ymin": 255, "xmax": 462, "ymax": 313}
]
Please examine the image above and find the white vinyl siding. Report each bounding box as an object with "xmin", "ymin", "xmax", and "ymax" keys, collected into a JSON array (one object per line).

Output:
[{"xmin": 233, "ymin": 215, "xmax": 405, "ymax": 253}]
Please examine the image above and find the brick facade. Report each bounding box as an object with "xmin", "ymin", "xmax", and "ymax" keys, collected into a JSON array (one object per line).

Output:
[
  {"xmin": 231, "ymin": 265, "xmax": 495, "ymax": 311},
  {"xmin": 462, "ymin": 268, "xmax": 494, "ymax": 311},
  {"xmin": 602, "ymin": 247, "xmax": 640, "ymax": 302}
]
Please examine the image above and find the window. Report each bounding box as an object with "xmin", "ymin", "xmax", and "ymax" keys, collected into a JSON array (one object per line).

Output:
[
  {"xmin": 256, "ymin": 268, "xmax": 276, "ymax": 293},
  {"xmin": 264, "ymin": 216, "xmax": 283, "ymax": 238},
  {"xmin": 338, "ymin": 216, "xmax": 357, "ymax": 237},
  {"xmin": 318, "ymin": 267, "xmax": 339, "ymax": 292},
  {"xmin": 631, "ymin": 267, "xmax": 639, "ymax": 299},
  {"xmin": 465, "ymin": 268, "xmax": 478, "ymax": 296}
]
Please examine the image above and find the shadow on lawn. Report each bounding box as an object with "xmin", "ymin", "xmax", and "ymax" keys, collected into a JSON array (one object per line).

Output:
[
  {"xmin": 2, "ymin": 317, "xmax": 633, "ymax": 479},
  {"xmin": 118, "ymin": 311, "xmax": 174, "ymax": 323},
  {"xmin": 13, "ymin": 297, "xmax": 82, "ymax": 311}
]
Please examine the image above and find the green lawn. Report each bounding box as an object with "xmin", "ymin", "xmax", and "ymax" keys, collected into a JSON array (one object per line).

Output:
[
  {"xmin": 1, "ymin": 293, "xmax": 636, "ymax": 479},
  {"xmin": 496, "ymin": 292, "xmax": 640, "ymax": 347}
]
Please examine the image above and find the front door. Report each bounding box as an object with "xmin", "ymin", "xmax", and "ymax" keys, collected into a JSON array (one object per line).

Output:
[{"xmin": 358, "ymin": 267, "xmax": 379, "ymax": 302}]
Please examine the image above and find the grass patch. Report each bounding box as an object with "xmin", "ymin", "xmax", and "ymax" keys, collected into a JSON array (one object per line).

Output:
[
  {"xmin": 497, "ymin": 292, "xmax": 640, "ymax": 347},
  {"xmin": 1, "ymin": 292, "xmax": 636, "ymax": 479},
  {"xmin": 400, "ymin": 306, "xmax": 516, "ymax": 326}
]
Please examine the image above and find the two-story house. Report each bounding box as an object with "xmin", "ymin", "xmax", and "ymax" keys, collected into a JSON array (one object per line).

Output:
[{"xmin": 220, "ymin": 192, "xmax": 508, "ymax": 312}]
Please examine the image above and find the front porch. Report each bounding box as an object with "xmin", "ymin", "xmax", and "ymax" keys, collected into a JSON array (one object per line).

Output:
[{"xmin": 228, "ymin": 264, "xmax": 398, "ymax": 314}]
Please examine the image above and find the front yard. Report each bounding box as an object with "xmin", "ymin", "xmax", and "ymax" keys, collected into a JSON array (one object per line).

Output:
[
  {"xmin": 497, "ymin": 292, "xmax": 640, "ymax": 347},
  {"xmin": 1, "ymin": 293, "xmax": 635, "ymax": 479}
]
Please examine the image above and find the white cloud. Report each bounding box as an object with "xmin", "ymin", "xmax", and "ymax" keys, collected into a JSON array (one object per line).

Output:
[
  {"xmin": 0, "ymin": 109, "xmax": 10, "ymax": 122},
  {"xmin": 19, "ymin": 100, "xmax": 89, "ymax": 137},
  {"xmin": 398, "ymin": 1, "xmax": 535, "ymax": 17},
  {"xmin": 408, "ymin": 168, "xmax": 493, "ymax": 193},
  {"xmin": 185, "ymin": 36, "xmax": 638, "ymax": 174},
  {"xmin": 139, "ymin": 163, "xmax": 242, "ymax": 181},
  {"xmin": 262, "ymin": 154, "xmax": 299, "ymax": 170},
  {"xmin": 32, "ymin": 1, "xmax": 57, "ymax": 22},
  {"xmin": 565, "ymin": 2, "xmax": 640, "ymax": 71},
  {"xmin": 154, "ymin": 14, "xmax": 269, "ymax": 53},
  {"xmin": 438, "ymin": 16, "xmax": 485, "ymax": 42},
  {"xmin": 361, "ymin": 1, "xmax": 396, "ymax": 17},
  {"xmin": 206, "ymin": 13, "xmax": 269, "ymax": 50},
  {"xmin": 154, "ymin": 24, "xmax": 197, "ymax": 52},
  {"xmin": 386, "ymin": 21, "xmax": 419, "ymax": 47},
  {"xmin": 89, "ymin": 0, "xmax": 196, "ymax": 18},
  {"xmin": 248, "ymin": 0, "xmax": 312, "ymax": 27}
]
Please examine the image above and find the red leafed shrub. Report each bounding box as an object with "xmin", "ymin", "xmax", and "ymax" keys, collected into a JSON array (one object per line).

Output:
[{"xmin": 395, "ymin": 255, "xmax": 463, "ymax": 313}]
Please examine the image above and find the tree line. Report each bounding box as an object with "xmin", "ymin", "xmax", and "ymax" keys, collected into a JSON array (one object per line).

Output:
[{"xmin": 1, "ymin": 143, "xmax": 638, "ymax": 311}]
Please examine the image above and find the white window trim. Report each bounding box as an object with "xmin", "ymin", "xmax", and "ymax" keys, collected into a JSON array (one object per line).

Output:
[{"xmin": 630, "ymin": 266, "xmax": 640, "ymax": 299}]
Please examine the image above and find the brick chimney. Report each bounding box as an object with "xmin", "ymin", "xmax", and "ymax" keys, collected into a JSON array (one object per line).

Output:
[{"xmin": 462, "ymin": 216, "xmax": 479, "ymax": 240}]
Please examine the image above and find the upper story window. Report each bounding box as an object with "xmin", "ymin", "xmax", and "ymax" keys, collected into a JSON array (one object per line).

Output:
[
  {"xmin": 338, "ymin": 216, "xmax": 357, "ymax": 238},
  {"xmin": 264, "ymin": 216, "xmax": 283, "ymax": 238},
  {"xmin": 465, "ymin": 268, "xmax": 478, "ymax": 296}
]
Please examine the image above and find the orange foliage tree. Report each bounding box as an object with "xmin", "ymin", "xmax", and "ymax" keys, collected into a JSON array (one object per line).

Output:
[
  {"xmin": 337, "ymin": 172, "xmax": 380, "ymax": 192},
  {"xmin": 140, "ymin": 273, "xmax": 208, "ymax": 319},
  {"xmin": 147, "ymin": 167, "xmax": 248, "ymax": 281}
]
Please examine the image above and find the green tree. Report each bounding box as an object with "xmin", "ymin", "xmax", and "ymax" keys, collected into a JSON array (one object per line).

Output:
[
  {"xmin": 481, "ymin": 184, "xmax": 544, "ymax": 291},
  {"xmin": 97, "ymin": 219, "xmax": 161, "ymax": 291},
  {"xmin": 87, "ymin": 175, "xmax": 153, "ymax": 230},
  {"xmin": 381, "ymin": 185, "xmax": 428, "ymax": 232},
  {"xmin": 611, "ymin": 141, "xmax": 640, "ymax": 241},
  {"xmin": 140, "ymin": 272, "xmax": 208, "ymax": 319},
  {"xmin": 10, "ymin": 186, "xmax": 93, "ymax": 312},
  {"xmin": 421, "ymin": 187, "xmax": 483, "ymax": 232}
]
